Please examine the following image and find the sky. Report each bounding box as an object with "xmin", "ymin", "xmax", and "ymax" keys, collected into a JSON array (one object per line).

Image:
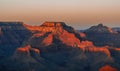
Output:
[{"xmin": 0, "ymin": 0, "xmax": 120, "ymax": 29}]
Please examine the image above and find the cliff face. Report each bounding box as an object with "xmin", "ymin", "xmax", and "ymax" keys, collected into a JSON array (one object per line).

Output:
[
  {"xmin": 85, "ymin": 24, "xmax": 117, "ymax": 34},
  {"xmin": 84, "ymin": 24, "xmax": 120, "ymax": 47},
  {"xmin": 0, "ymin": 22, "xmax": 120, "ymax": 71},
  {"xmin": 24, "ymin": 22, "xmax": 75, "ymax": 33},
  {"xmin": 25, "ymin": 22, "xmax": 81, "ymax": 52},
  {"xmin": 0, "ymin": 22, "xmax": 32, "ymax": 57},
  {"xmin": 99, "ymin": 65, "xmax": 117, "ymax": 71}
]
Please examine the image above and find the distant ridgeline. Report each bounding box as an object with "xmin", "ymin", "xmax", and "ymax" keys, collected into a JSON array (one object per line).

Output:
[{"xmin": 84, "ymin": 23, "xmax": 120, "ymax": 47}]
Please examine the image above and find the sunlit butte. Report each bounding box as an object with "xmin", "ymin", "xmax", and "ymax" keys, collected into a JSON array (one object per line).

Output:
[{"xmin": 0, "ymin": 0, "xmax": 120, "ymax": 29}]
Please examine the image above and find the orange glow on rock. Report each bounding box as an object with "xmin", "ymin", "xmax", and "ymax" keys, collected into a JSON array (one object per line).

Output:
[
  {"xmin": 58, "ymin": 30, "xmax": 81, "ymax": 47},
  {"xmin": 17, "ymin": 45, "xmax": 40, "ymax": 54},
  {"xmin": 79, "ymin": 32, "xmax": 86, "ymax": 38},
  {"xmin": 23, "ymin": 22, "xmax": 65, "ymax": 33},
  {"xmin": 78, "ymin": 41, "xmax": 110, "ymax": 56},
  {"xmin": 17, "ymin": 45, "xmax": 30, "ymax": 52},
  {"xmin": 41, "ymin": 22, "xmax": 56, "ymax": 27},
  {"xmin": 112, "ymin": 48, "xmax": 120, "ymax": 51},
  {"xmin": 32, "ymin": 33, "xmax": 45, "ymax": 38},
  {"xmin": 107, "ymin": 27, "xmax": 114, "ymax": 33},
  {"xmin": 30, "ymin": 48, "xmax": 40, "ymax": 54},
  {"xmin": 87, "ymin": 47, "xmax": 110, "ymax": 57},
  {"xmin": 42, "ymin": 34, "xmax": 53, "ymax": 46},
  {"xmin": 99, "ymin": 65, "xmax": 117, "ymax": 71},
  {"xmin": 106, "ymin": 27, "xmax": 118, "ymax": 34}
]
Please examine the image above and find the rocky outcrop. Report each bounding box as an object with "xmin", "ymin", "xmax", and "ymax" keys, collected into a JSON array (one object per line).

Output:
[
  {"xmin": 0, "ymin": 22, "xmax": 120, "ymax": 71},
  {"xmin": 79, "ymin": 32, "xmax": 86, "ymax": 38},
  {"xmin": 0, "ymin": 22, "xmax": 31, "ymax": 57},
  {"xmin": 16, "ymin": 45, "xmax": 40, "ymax": 54},
  {"xmin": 23, "ymin": 22, "xmax": 81, "ymax": 49},
  {"xmin": 14, "ymin": 45, "xmax": 40, "ymax": 60},
  {"xmin": 84, "ymin": 23, "xmax": 120, "ymax": 47},
  {"xmin": 99, "ymin": 65, "xmax": 117, "ymax": 71},
  {"xmin": 23, "ymin": 22, "xmax": 74, "ymax": 33},
  {"xmin": 85, "ymin": 23, "xmax": 117, "ymax": 34},
  {"xmin": 78, "ymin": 41, "xmax": 110, "ymax": 57},
  {"xmin": 29, "ymin": 32, "xmax": 53, "ymax": 48}
]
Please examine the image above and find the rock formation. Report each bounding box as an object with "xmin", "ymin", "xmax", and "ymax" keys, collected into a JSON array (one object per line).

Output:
[{"xmin": 0, "ymin": 22, "xmax": 120, "ymax": 71}]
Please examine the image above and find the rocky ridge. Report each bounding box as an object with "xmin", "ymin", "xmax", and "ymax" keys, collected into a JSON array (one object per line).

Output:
[{"xmin": 0, "ymin": 22, "xmax": 120, "ymax": 71}]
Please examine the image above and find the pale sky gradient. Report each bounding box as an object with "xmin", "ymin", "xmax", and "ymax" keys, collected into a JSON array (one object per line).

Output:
[{"xmin": 0, "ymin": 0, "xmax": 120, "ymax": 29}]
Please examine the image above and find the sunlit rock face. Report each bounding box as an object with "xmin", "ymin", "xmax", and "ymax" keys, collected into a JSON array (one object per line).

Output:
[
  {"xmin": 99, "ymin": 65, "xmax": 118, "ymax": 71},
  {"xmin": 14, "ymin": 45, "xmax": 40, "ymax": 59},
  {"xmin": 23, "ymin": 22, "xmax": 82, "ymax": 50},
  {"xmin": 79, "ymin": 32, "xmax": 86, "ymax": 38},
  {"xmin": 41, "ymin": 22, "xmax": 66, "ymax": 28},
  {"xmin": 78, "ymin": 41, "xmax": 111, "ymax": 57},
  {"xmin": 40, "ymin": 22, "xmax": 74, "ymax": 33},
  {"xmin": 17, "ymin": 45, "xmax": 31, "ymax": 53},
  {"xmin": 16, "ymin": 45, "xmax": 40, "ymax": 54},
  {"xmin": 0, "ymin": 22, "xmax": 120, "ymax": 71},
  {"xmin": 29, "ymin": 32, "xmax": 53, "ymax": 48},
  {"xmin": 57, "ymin": 30, "xmax": 81, "ymax": 47},
  {"xmin": 24, "ymin": 22, "xmax": 75, "ymax": 34},
  {"xmin": 85, "ymin": 46, "xmax": 110, "ymax": 57},
  {"xmin": 39, "ymin": 22, "xmax": 65, "ymax": 33}
]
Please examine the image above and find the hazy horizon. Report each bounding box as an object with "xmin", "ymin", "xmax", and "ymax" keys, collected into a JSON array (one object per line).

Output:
[{"xmin": 0, "ymin": 0, "xmax": 120, "ymax": 29}]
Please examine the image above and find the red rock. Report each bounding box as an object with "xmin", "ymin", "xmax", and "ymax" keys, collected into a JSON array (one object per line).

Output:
[
  {"xmin": 23, "ymin": 22, "xmax": 66, "ymax": 33},
  {"xmin": 41, "ymin": 22, "xmax": 66, "ymax": 27},
  {"xmin": 99, "ymin": 65, "xmax": 117, "ymax": 71},
  {"xmin": 26, "ymin": 22, "xmax": 82, "ymax": 48},
  {"xmin": 16, "ymin": 45, "xmax": 40, "ymax": 54},
  {"xmin": 112, "ymin": 48, "xmax": 120, "ymax": 51},
  {"xmin": 32, "ymin": 33, "xmax": 45, "ymax": 38},
  {"xmin": 58, "ymin": 30, "xmax": 81, "ymax": 47},
  {"xmin": 30, "ymin": 48, "xmax": 40, "ymax": 54},
  {"xmin": 17, "ymin": 45, "xmax": 31, "ymax": 53},
  {"xmin": 78, "ymin": 41, "xmax": 110, "ymax": 56},
  {"xmin": 42, "ymin": 34, "xmax": 53, "ymax": 46},
  {"xmin": 88, "ymin": 47, "xmax": 110, "ymax": 57},
  {"xmin": 79, "ymin": 32, "xmax": 86, "ymax": 38}
]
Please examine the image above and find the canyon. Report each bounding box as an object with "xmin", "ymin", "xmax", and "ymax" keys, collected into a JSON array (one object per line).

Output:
[{"xmin": 0, "ymin": 22, "xmax": 120, "ymax": 71}]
